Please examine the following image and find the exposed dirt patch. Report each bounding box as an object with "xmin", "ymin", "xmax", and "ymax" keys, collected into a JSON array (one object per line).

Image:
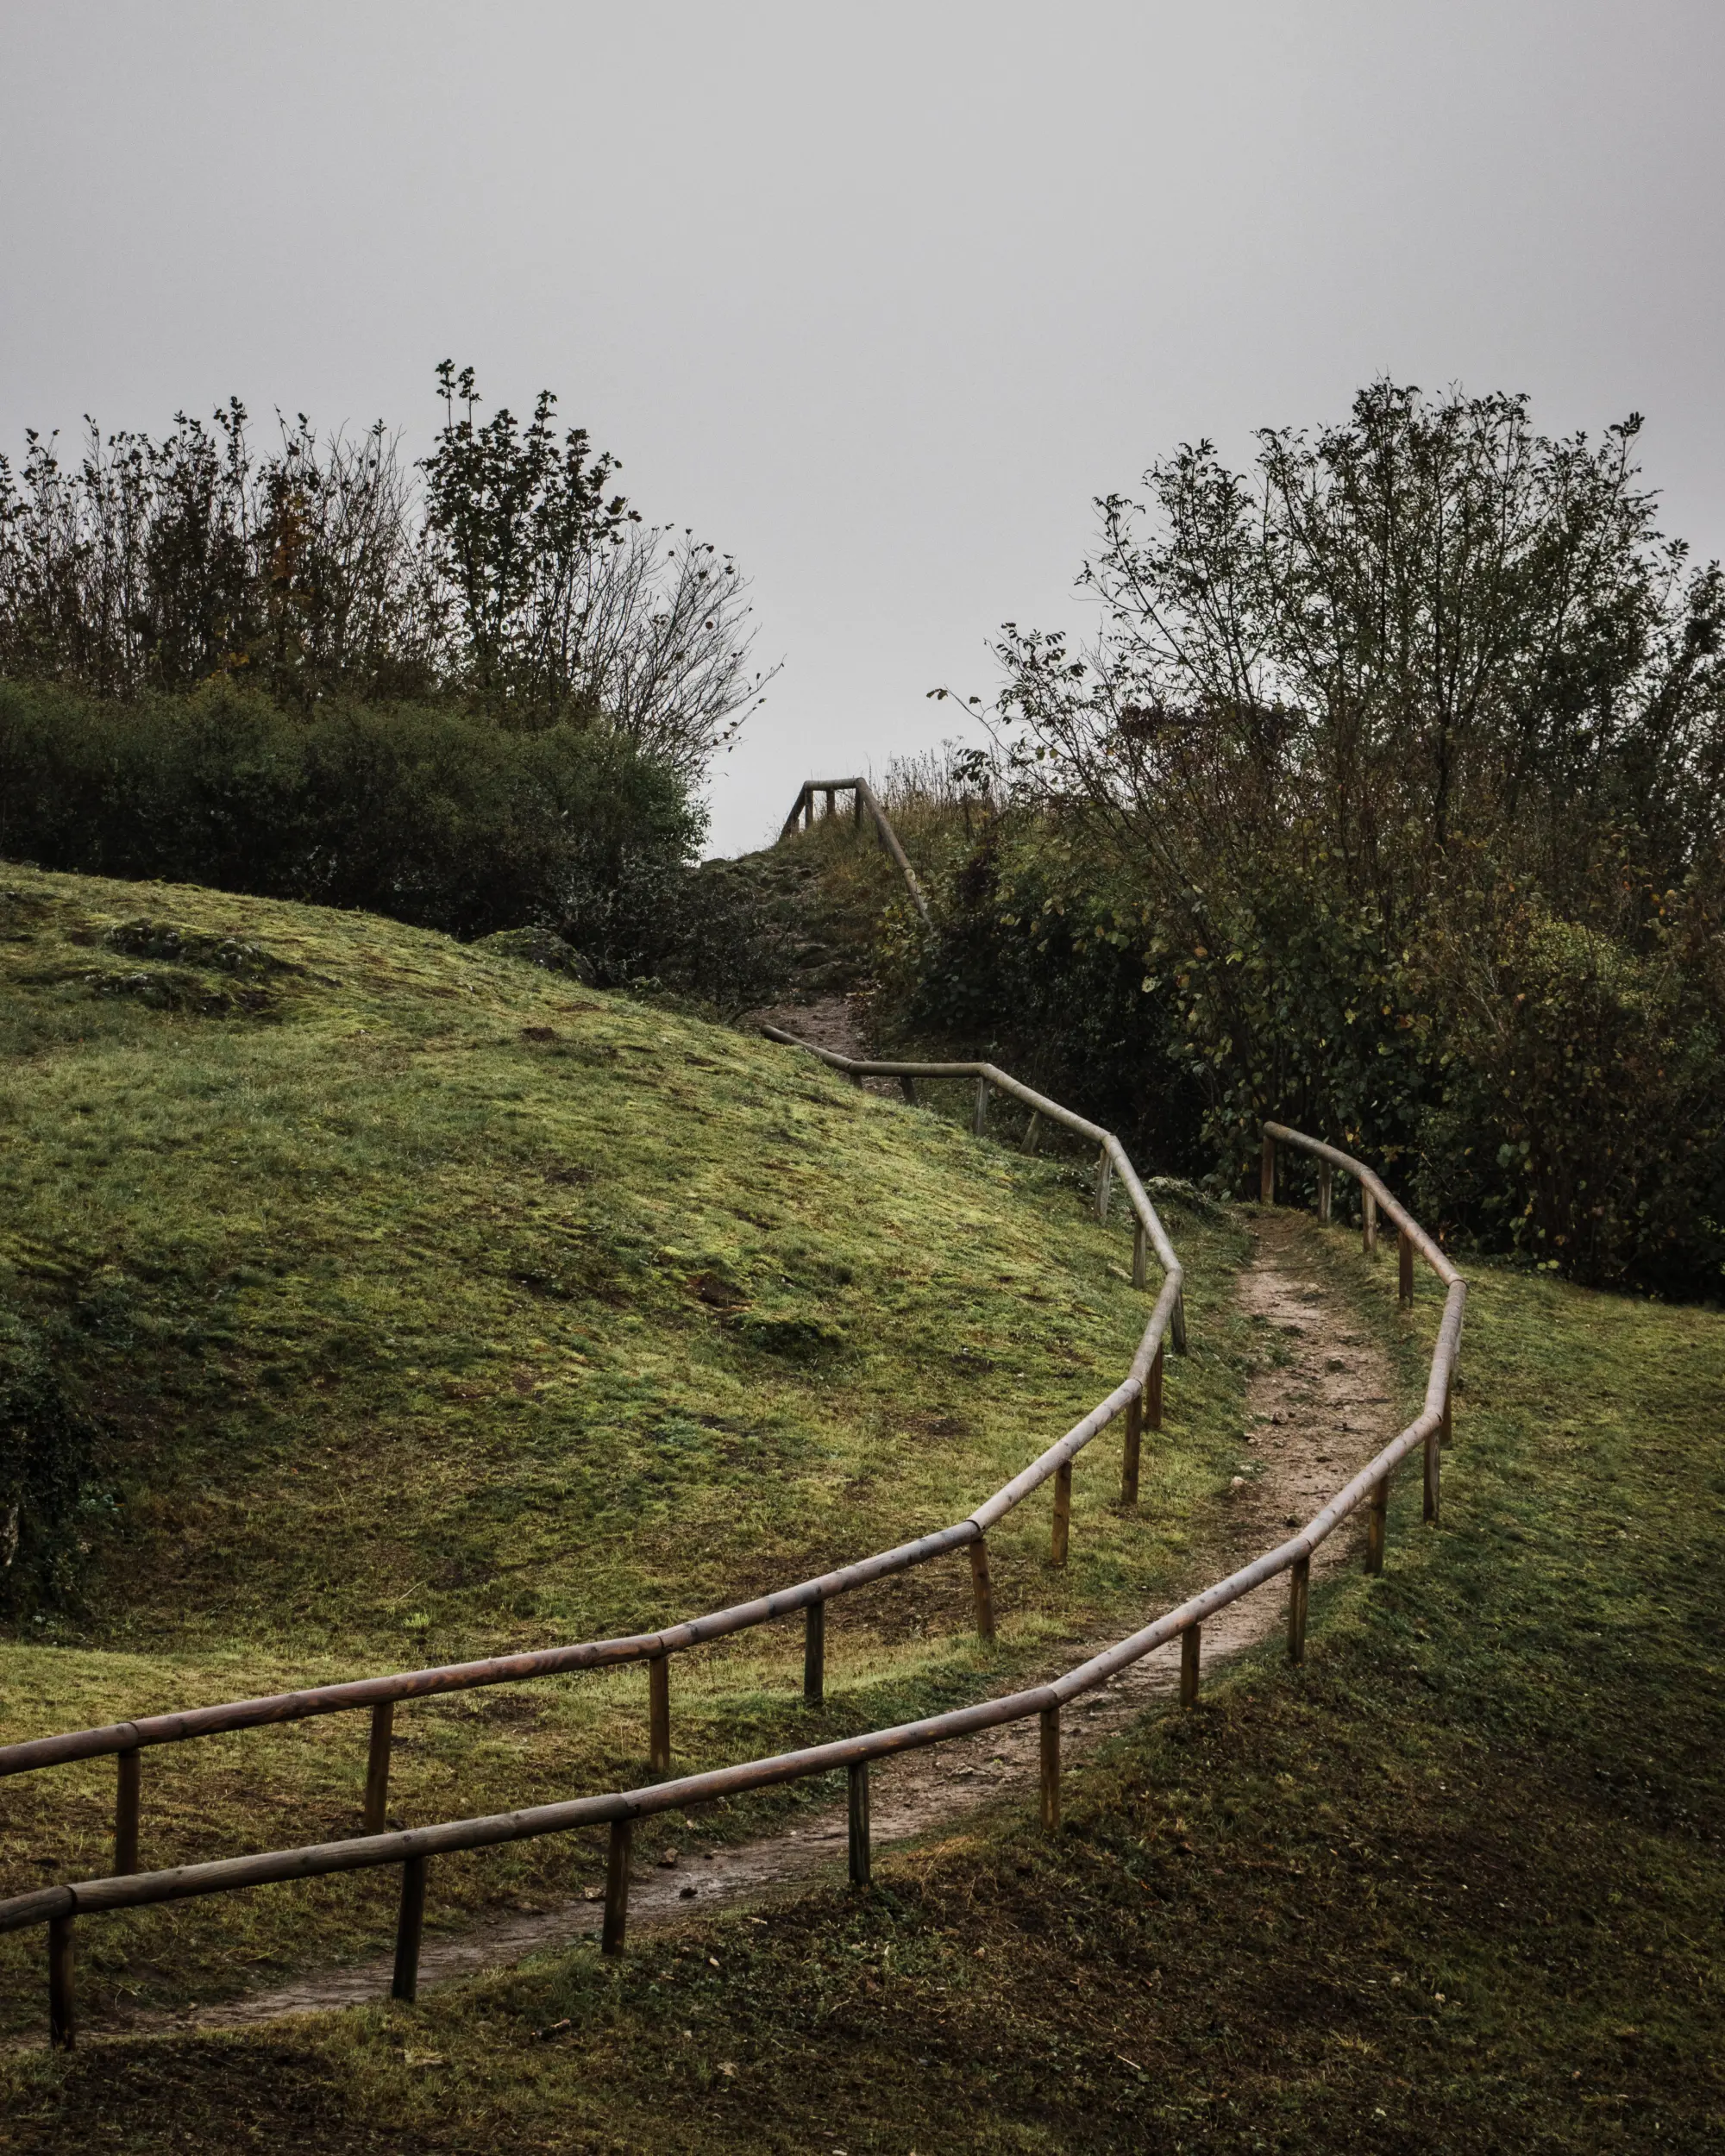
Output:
[
  {"xmin": 748, "ymin": 993, "xmax": 904, "ymax": 1094},
  {"xmin": 127, "ymin": 1208, "xmax": 1396, "ymax": 2037}
]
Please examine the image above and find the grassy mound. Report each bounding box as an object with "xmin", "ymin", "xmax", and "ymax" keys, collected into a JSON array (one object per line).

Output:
[
  {"xmin": 0, "ymin": 862, "xmax": 1252, "ymax": 2026},
  {"xmin": 9, "ymin": 1219, "xmax": 1716, "ymax": 2150}
]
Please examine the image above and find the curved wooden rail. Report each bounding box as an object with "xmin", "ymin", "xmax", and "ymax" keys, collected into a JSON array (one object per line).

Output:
[
  {"xmin": 0, "ymin": 1107, "xmax": 1462, "ymax": 2052},
  {"xmin": 0, "ymin": 1048, "xmax": 1183, "ymax": 2036}
]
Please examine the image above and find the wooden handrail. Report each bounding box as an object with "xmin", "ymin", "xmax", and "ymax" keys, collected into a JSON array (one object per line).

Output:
[
  {"xmin": 777, "ymin": 777, "xmax": 932, "ymax": 923},
  {"xmin": 0, "ymin": 1112, "xmax": 1466, "ymax": 2053},
  {"xmin": 3, "ymin": 1118, "xmax": 1464, "ymax": 2054},
  {"xmin": 0, "ymin": 1049, "xmax": 1180, "ymax": 1883}
]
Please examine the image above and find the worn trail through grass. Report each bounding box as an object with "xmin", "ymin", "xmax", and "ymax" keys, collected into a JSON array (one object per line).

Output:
[{"xmin": 127, "ymin": 1208, "xmax": 1389, "ymax": 2034}]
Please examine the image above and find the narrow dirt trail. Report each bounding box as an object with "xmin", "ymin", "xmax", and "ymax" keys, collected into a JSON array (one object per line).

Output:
[{"xmin": 159, "ymin": 1206, "xmax": 1396, "ymax": 2035}]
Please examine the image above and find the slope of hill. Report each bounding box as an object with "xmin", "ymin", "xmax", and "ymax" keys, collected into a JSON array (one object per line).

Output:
[
  {"xmin": 8, "ymin": 1219, "xmax": 1719, "ymax": 2152},
  {"xmin": 0, "ymin": 862, "xmax": 1251, "ymax": 2026}
]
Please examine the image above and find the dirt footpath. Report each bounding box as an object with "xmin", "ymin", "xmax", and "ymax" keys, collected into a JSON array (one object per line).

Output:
[{"xmin": 174, "ymin": 1207, "xmax": 1395, "ymax": 2032}]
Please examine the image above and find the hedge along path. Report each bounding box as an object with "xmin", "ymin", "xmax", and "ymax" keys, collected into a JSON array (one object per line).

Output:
[
  {"xmin": 0, "ymin": 1079, "xmax": 1462, "ymax": 2053},
  {"xmin": 0, "ymin": 1044, "xmax": 1186, "ymax": 2044}
]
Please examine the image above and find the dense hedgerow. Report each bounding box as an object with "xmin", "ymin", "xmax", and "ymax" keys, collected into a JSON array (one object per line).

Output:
[{"xmin": 0, "ymin": 680, "xmax": 786, "ymax": 1003}]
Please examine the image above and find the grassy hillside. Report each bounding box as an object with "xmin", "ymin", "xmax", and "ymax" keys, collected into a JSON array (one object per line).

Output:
[
  {"xmin": 7, "ymin": 1217, "xmax": 1716, "ymax": 2151},
  {"xmin": 0, "ymin": 862, "xmax": 1254, "ymax": 2027}
]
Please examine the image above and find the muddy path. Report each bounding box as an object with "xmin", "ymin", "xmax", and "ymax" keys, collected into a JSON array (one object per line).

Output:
[{"xmin": 143, "ymin": 1206, "xmax": 1394, "ymax": 2034}]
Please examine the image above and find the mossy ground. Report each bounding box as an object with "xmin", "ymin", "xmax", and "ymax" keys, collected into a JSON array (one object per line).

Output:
[
  {"xmin": 0, "ymin": 863, "xmax": 1254, "ymax": 2031},
  {"xmin": 3, "ymin": 1219, "xmax": 1718, "ymax": 2151}
]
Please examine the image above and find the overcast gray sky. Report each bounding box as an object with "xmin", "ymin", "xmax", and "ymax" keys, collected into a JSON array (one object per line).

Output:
[{"xmin": 3, "ymin": 1, "xmax": 1722, "ymax": 853}]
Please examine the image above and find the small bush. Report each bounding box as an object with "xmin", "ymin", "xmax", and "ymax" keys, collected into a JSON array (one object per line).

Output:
[{"xmin": 0, "ymin": 1312, "xmax": 92, "ymax": 1616}]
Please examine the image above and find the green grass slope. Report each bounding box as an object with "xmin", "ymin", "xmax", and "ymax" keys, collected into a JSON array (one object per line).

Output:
[
  {"xmin": 0, "ymin": 863, "xmax": 1252, "ymax": 2028},
  {"xmin": 9, "ymin": 1219, "xmax": 1716, "ymax": 2152}
]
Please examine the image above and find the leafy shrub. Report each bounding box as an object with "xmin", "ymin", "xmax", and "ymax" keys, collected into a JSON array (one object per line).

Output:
[
  {"xmin": 0, "ymin": 679, "xmax": 699, "ymax": 964},
  {"xmin": 0, "ymin": 1312, "xmax": 91, "ymax": 1616}
]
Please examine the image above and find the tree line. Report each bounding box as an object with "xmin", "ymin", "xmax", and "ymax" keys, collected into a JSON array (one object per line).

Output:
[
  {"xmin": 0, "ymin": 366, "xmax": 787, "ymax": 1006},
  {"xmin": 900, "ymin": 382, "xmax": 1725, "ymax": 1294}
]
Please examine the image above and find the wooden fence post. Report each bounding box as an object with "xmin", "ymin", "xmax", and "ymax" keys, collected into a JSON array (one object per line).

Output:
[
  {"xmin": 602, "ymin": 1820, "xmax": 632, "ymax": 1955},
  {"xmin": 1260, "ymin": 1132, "xmax": 1276, "ymax": 1203},
  {"xmin": 974, "ymin": 1078, "xmax": 989, "ymax": 1138},
  {"xmin": 1366, "ymin": 1476, "xmax": 1387, "ymax": 1575},
  {"xmin": 48, "ymin": 1915, "xmax": 74, "ymax": 2051},
  {"xmin": 1399, "ymin": 1229, "xmax": 1415, "ymax": 1306},
  {"xmin": 392, "ymin": 1855, "xmax": 427, "ymax": 2003},
  {"xmin": 804, "ymin": 1601, "xmax": 825, "ymax": 1707},
  {"xmin": 969, "ymin": 1538, "xmax": 996, "ymax": 1642},
  {"xmin": 852, "ymin": 786, "xmax": 863, "ymax": 829},
  {"xmin": 899, "ymin": 1074, "xmax": 917, "ymax": 1105},
  {"xmin": 1172, "ymin": 1288, "xmax": 1189, "ymax": 1356},
  {"xmin": 1145, "ymin": 1342, "xmax": 1164, "ymax": 1431},
  {"xmin": 1095, "ymin": 1150, "xmax": 1113, "ymax": 1222},
  {"xmin": 1423, "ymin": 1426, "xmax": 1440, "ymax": 1524},
  {"xmin": 649, "ymin": 1656, "xmax": 671, "ymax": 1777},
  {"xmin": 1022, "ymin": 1111, "xmax": 1040, "ymax": 1155},
  {"xmin": 1288, "ymin": 1555, "xmax": 1310, "ymax": 1665},
  {"xmin": 847, "ymin": 1761, "xmax": 871, "ymax": 1888},
  {"xmin": 1051, "ymin": 1459, "xmax": 1072, "ymax": 1565},
  {"xmin": 1363, "ymin": 1188, "xmax": 1377, "ymax": 1257},
  {"xmin": 1132, "ymin": 1219, "xmax": 1148, "ymax": 1290},
  {"xmin": 364, "ymin": 1701, "xmax": 394, "ymax": 1833},
  {"xmin": 1440, "ymin": 1382, "xmax": 1453, "ymax": 1450},
  {"xmin": 1120, "ymin": 1391, "xmax": 1142, "ymax": 1507},
  {"xmin": 115, "ymin": 1747, "xmax": 141, "ymax": 1876},
  {"xmin": 1181, "ymin": 1625, "xmax": 1201, "ymax": 1709},
  {"xmin": 1317, "ymin": 1163, "xmax": 1333, "ymax": 1223},
  {"xmin": 1038, "ymin": 1708, "xmax": 1061, "ymax": 1831}
]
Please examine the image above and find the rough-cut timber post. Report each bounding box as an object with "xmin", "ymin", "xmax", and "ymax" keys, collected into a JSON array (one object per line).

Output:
[
  {"xmin": 1172, "ymin": 1287, "xmax": 1189, "ymax": 1356},
  {"xmin": 1145, "ymin": 1344, "xmax": 1164, "ymax": 1431},
  {"xmin": 1132, "ymin": 1219, "xmax": 1148, "ymax": 1290},
  {"xmin": 974, "ymin": 1077, "xmax": 988, "ymax": 1138},
  {"xmin": 115, "ymin": 1748, "xmax": 141, "ymax": 1877},
  {"xmin": 1095, "ymin": 1149, "xmax": 1113, "ymax": 1223},
  {"xmin": 1038, "ymin": 1708, "xmax": 1060, "ymax": 1831},
  {"xmin": 1363, "ymin": 1188, "xmax": 1378, "ymax": 1257},
  {"xmin": 1399, "ymin": 1229, "xmax": 1415, "ymax": 1306},
  {"xmin": 1317, "ymin": 1163, "xmax": 1333, "ymax": 1223},
  {"xmin": 1288, "ymin": 1554, "xmax": 1310, "ymax": 1664},
  {"xmin": 969, "ymin": 1538, "xmax": 995, "ymax": 1641},
  {"xmin": 1261, "ymin": 1132, "xmax": 1276, "ymax": 1203},
  {"xmin": 852, "ymin": 787, "xmax": 862, "ymax": 828},
  {"xmin": 602, "ymin": 1820, "xmax": 632, "ymax": 1954},
  {"xmin": 48, "ymin": 1914, "xmax": 73, "ymax": 2051},
  {"xmin": 1022, "ymin": 1110, "xmax": 1040, "ymax": 1155},
  {"xmin": 1441, "ymin": 1382, "xmax": 1453, "ymax": 1451},
  {"xmin": 1366, "ymin": 1478, "xmax": 1388, "ymax": 1575},
  {"xmin": 847, "ymin": 1761, "xmax": 871, "ymax": 1887},
  {"xmin": 392, "ymin": 1855, "xmax": 427, "ymax": 2002},
  {"xmin": 1180, "ymin": 1625, "xmax": 1201, "ymax": 1709},
  {"xmin": 364, "ymin": 1702, "xmax": 393, "ymax": 1833},
  {"xmin": 649, "ymin": 1656, "xmax": 671, "ymax": 1777},
  {"xmin": 899, "ymin": 1075, "xmax": 917, "ymax": 1105},
  {"xmin": 1051, "ymin": 1460, "xmax": 1072, "ymax": 1566},
  {"xmin": 824, "ymin": 787, "xmax": 836, "ymax": 818},
  {"xmin": 803, "ymin": 1601, "xmax": 825, "ymax": 1708},
  {"xmin": 1120, "ymin": 1393, "xmax": 1142, "ymax": 1507},
  {"xmin": 1424, "ymin": 1427, "xmax": 1440, "ymax": 1524}
]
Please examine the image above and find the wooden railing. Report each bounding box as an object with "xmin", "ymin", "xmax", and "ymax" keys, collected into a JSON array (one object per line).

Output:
[
  {"xmin": 0, "ymin": 1104, "xmax": 1461, "ymax": 2050},
  {"xmin": 0, "ymin": 1048, "xmax": 1199, "ymax": 2046},
  {"xmin": 778, "ymin": 776, "xmax": 932, "ymax": 922}
]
